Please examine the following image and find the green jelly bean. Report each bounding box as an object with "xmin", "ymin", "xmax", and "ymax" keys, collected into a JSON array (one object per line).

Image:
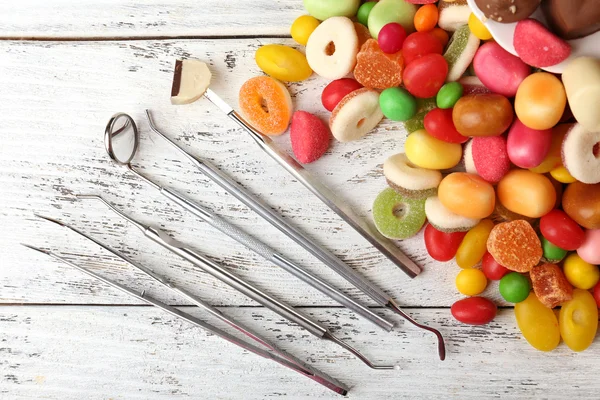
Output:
[
  {"xmin": 380, "ymin": 87, "xmax": 417, "ymax": 121},
  {"xmin": 357, "ymin": 2, "xmax": 377, "ymax": 26},
  {"xmin": 367, "ymin": 0, "xmax": 416, "ymax": 38},
  {"xmin": 541, "ymin": 236, "xmax": 568, "ymax": 263},
  {"xmin": 303, "ymin": 0, "xmax": 360, "ymax": 20},
  {"xmin": 403, "ymin": 97, "xmax": 436, "ymax": 133},
  {"xmin": 499, "ymin": 272, "xmax": 531, "ymax": 303},
  {"xmin": 437, "ymin": 82, "xmax": 464, "ymax": 109}
]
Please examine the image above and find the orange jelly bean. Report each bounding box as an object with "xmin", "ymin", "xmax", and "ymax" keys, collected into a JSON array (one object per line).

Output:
[
  {"xmin": 239, "ymin": 76, "xmax": 293, "ymax": 136},
  {"xmin": 438, "ymin": 173, "xmax": 495, "ymax": 219},
  {"xmin": 430, "ymin": 27, "xmax": 449, "ymax": 47},
  {"xmin": 497, "ymin": 170, "xmax": 557, "ymax": 218},
  {"xmin": 414, "ymin": 4, "xmax": 438, "ymax": 32},
  {"xmin": 515, "ymin": 72, "xmax": 566, "ymax": 130},
  {"xmin": 452, "ymin": 94, "xmax": 514, "ymax": 137}
]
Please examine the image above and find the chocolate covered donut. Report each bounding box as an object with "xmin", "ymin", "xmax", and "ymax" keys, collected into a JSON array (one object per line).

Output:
[{"xmin": 474, "ymin": 0, "xmax": 540, "ymax": 23}]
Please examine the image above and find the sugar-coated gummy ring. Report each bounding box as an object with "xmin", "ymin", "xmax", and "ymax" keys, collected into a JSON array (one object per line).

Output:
[
  {"xmin": 561, "ymin": 123, "xmax": 600, "ymax": 184},
  {"xmin": 372, "ymin": 188, "xmax": 427, "ymax": 240},
  {"xmin": 383, "ymin": 153, "xmax": 442, "ymax": 199},
  {"xmin": 238, "ymin": 76, "xmax": 293, "ymax": 136},
  {"xmin": 330, "ymin": 88, "xmax": 383, "ymax": 142},
  {"xmin": 424, "ymin": 196, "xmax": 480, "ymax": 233}
]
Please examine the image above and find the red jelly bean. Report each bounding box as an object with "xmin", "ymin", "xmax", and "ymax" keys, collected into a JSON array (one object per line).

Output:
[
  {"xmin": 401, "ymin": 31, "xmax": 444, "ymax": 65},
  {"xmin": 378, "ymin": 23, "xmax": 407, "ymax": 54},
  {"xmin": 451, "ymin": 297, "xmax": 497, "ymax": 325},
  {"xmin": 321, "ymin": 78, "xmax": 363, "ymax": 112},
  {"xmin": 424, "ymin": 108, "xmax": 468, "ymax": 144},
  {"xmin": 540, "ymin": 209, "xmax": 586, "ymax": 251},
  {"xmin": 592, "ymin": 282, "xmax": 600, "ymax": 308},
  {"xmin": 403, "ymin": 53, "xmax": 448, "ymax": 98},
  {"xmin": 424, "ymin": 223, "xmax": 467, "ymax": 262},
  {"xmin": 506, "ymin": 118, "xmax": 552, "ymax": 169},
  {"xmin": 481, "ymin": 251, "xmax": 510, "ymax": 280}
]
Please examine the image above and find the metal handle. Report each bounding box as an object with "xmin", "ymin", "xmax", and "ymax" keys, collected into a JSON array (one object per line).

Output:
[{"xmin": 144, "ymin": 226, "xmax": 328, "ymax": 338}]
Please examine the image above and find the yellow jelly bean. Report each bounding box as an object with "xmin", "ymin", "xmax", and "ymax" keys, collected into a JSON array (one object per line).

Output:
[
  {"xmin": 515, "ymin": 292, "xmax": 560, "ymax": 352},
  {"xmin": 455, "ymin": 268, "xmax": 488, "ymax": 296},
  {"xmin": 563, "ymin": 253, "xmax": 600, "ymax": 290},
  {"xmin": 468, "ymin": 13, "xmax": 492, "ymax": 41},
  {"xmin": 405, "ymin": 129, "xmax": 462, "ymax": 170},
  {"xmin": 255, "ymin": 44, "xmax": 313, "ymax": 82},
  {"xmin": 456, "ymin": 219, "xmax": 495, "ymax": 269},
  {"xmin": 560, "ymin": 288, "xmax": 598, "ymax": 352},
  {"xmin": 530, "ymin": 123, "xmax": 570, "ymax": 173},
  {"xmin": 550, "ymin": 165, "xmax": 577, "ymax": 184},
  {"xmin": 290, "ymin": 15, "xmax": 320, "ymax": 46}
]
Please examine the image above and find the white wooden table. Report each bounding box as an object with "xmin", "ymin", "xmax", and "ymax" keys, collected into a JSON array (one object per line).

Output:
[{"xmin": 1, "ymin": 2, "xmax": 598, "ymax": 398}]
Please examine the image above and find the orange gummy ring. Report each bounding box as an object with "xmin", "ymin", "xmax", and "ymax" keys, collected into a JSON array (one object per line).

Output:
[{"xmin": 239, "ymin": 76, "xmax": 293, "ymax": 136}]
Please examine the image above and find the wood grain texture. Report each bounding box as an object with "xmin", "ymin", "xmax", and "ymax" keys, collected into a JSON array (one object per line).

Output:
[
  {"xmin": 0, "ymin": 38, "xmax": 502, "ymax": 308},
  {"xmin": 0, "ymin": 1, "xmax": 303, "ymax": 39},
  {"xmin": 2, "ymin": 306, "xmax": 597, "ymax": 399}
]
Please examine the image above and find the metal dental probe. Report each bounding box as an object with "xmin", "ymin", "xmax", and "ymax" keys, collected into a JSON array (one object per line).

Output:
[
  {"xmin": 146, "ymin": 109, "xmax": 446, "ymax": 360},
  {"xmin": 104, "ymin": 113, "xmax": 393, "ymax": 332},
  {"xmin": 21, "ymin": 244, "xmax": 349, "ymax": 395},
  {"xmin": 77, "ymin": 194, "xmax": 399, "ymax": 370},
  {"xmin": 201, "ymin": 89, "xmax": 422, "ymax": 278}
]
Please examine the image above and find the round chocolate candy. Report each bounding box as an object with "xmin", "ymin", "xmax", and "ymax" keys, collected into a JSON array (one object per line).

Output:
[{"xmin": 474, "ymin": 0, "xmax": 541, "ymax": 23}]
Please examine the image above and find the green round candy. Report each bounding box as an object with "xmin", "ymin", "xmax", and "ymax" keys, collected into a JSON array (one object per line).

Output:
[
  {"xmin": 380, "ymin": 87, "xmax": 417, "ymax": 121},
  {"xmin": 436, "ymin": 82, "xmax": 464, "ymax": 109},
  {"xmin": 541, "ymin": 236, "xmax": 568, "ymax": 262},
  {"xmin": 357, "ymin": 2, "xmax": 377, "ymax": 26},
  {"xmin": 499, "ymin": 272, "xmax": 531, "ymax": 303},
  {"xmin": 303, "ymin": 0, "xmax": 360, "ymax": 20},
  {"xmin": 368, "ymin": 0, "xmax": 416, "ymax": 38},
  {"xmin": 372, "ymin": 188, "xmax": 426, "ymax": 240}
]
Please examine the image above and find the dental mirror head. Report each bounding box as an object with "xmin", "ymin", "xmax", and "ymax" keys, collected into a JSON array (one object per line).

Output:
[{"xmin": 105, "ymin": 113, "xmax": 139, "ymax": 165}]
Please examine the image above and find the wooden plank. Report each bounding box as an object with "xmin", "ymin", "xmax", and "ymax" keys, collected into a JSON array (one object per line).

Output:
[
  {"xmin": 0, "ymin": 1, "xmax": 303, "ymax": 39},
  {"xmin": 1, "ymin": 305, "xmax": 597, "ymax": 399},
  {"xmin": 0, "ymin": 38, "xmax": 501, "ymax": 307}
]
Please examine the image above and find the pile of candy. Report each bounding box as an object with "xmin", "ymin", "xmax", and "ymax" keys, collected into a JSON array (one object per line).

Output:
[{"xmin": 237, "ymin": 0, "xmax": 600, "ymax": 353}]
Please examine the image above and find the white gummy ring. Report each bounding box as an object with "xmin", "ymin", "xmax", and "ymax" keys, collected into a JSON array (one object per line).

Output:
[
  {"xmin": 384, "ymin": 153, "xmax": 442, "ymax": 191},
  {"xmin": 330, "ymin": 88, "xmax": 383, "ymax": 142},
  {"xmin": 562, "ymin": 124, "xmax": 600, "ymax": 184}
]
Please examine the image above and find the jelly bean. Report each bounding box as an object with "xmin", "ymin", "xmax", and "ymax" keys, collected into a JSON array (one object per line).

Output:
[
  {"xmin": 578, "ymin": 229, "xmax": 600, "ymax": 265},
  {"xmin": 423, "ymin": 223, "xmax": 467, "ymax": 262},
  {"xmin": 515, "ymin": 72, "xmax": 567, "ymax": 130},
  {"xmin": 379, "ymin": 87, "xmax": 417, "ymax": 121},
  {"xmin": 499, "ymin": 272, "xmax": 531, "ymax": 303},
  {"xmin": 497, "ymin": 170, "xmax": 556, "ymax": 218},
  {"xmin": 290, "ymin": 15, "xmax": 320, "ymax": 46},
  {"xmin": 378, "ymin": 23, "xmax": 407, "ymax": 54},
  {"xmin": 506, "ymin": 118, "xmax": 552, "ymax": 169},
  {"xmin": 404, "ymin": 97, "xmax": 437, "ymax": 133},
  {"xmin": 321, "ymin": 78, "xmax": 363, "ymax": 112},
  {"xmin": 563, "ymin": 254, "xmax": 600, "ymax": 290},
  {"xmin": 563, "ymin": 182, "xmax": 600, "ymax": 229},
  {"xmin": 550, "ymin": 165, "xmax": 577, "ymax": 184},
  {"xmin": 255, "ymin": 45, "xmax": 313, "ymax": 82},
  {"xmin": 430, "ymin": 27, "xmax": 449, "ymax": 47},
  {"xmin": 560, "ymin": 289, "xmax": 598, "ymax": 352},
  {"xmin": 414, "ymin": 4, "xmax": 438, "ymax": 32},
  {"xmin": 368, "ymin": 0, "xmax": 417, "ymax": 38},
  {"xmin": 529, "ymin": 123, "xmax": 571, "ymax": 174},
  {"xmin": 540, "ymin": 209, "xmax": 585, "ymax": 251},
  {"xmin": 455, "ymin": 219, "xmax": 495, "ymax": 269},
  {"xmin": 439, "ymin": 174, "xmax": 495, "ymax": 220},
  {"xmin": 405, "ymin": 129, "xmax": 462, "ymax": 170},
  {"xmin": 401, "ymin": 31, "xmax": 444, "ymax": 65},
  {"xmin": 541, "ymin": 236, "xmax": 568, "ymax": 263},
  {"xmin": 473, "ymin": 42, "xmax": 530, "ymax": 98},
  {"xmin": 436, "ymin": 82, "xmax": 463, "ymax": 109},
  {"xmin": 451, "ymin": 297, "xmax": 497, "ymax": 325},
  {"xmin": 303, "ymin": 0, "xmax": 360, "ymax": 20},
  {"xmin": 593, "ymin": 282, "xmax": 600, "ymax": 308},
  {"xmin": 467, "ymin": 13, "xmax": 492, "ymax": 40},
  {"xmin": 515, "ymin": 292, "xmax": 560, "ymax": 352},
  {"xmin": 456, "ymin": 268, "xmax": 488, "ymax": 296},
  {"xmin": 452, "ymin": 94, "xmax": 514, "ymax": 137},
  {"xmin": 424, "ymin": 108, "xmax": 467, "ymax": 143},
  {"xmin": 403, "ymin": 53, "xmax": 448, "ymax": 98},
  {"xmin": 357, "ymin": 1, "xmax": 377, "ymax": 26},
  {"xmin": 482, "ymin": 252, "xmax": 509, "ymax": 281}
]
